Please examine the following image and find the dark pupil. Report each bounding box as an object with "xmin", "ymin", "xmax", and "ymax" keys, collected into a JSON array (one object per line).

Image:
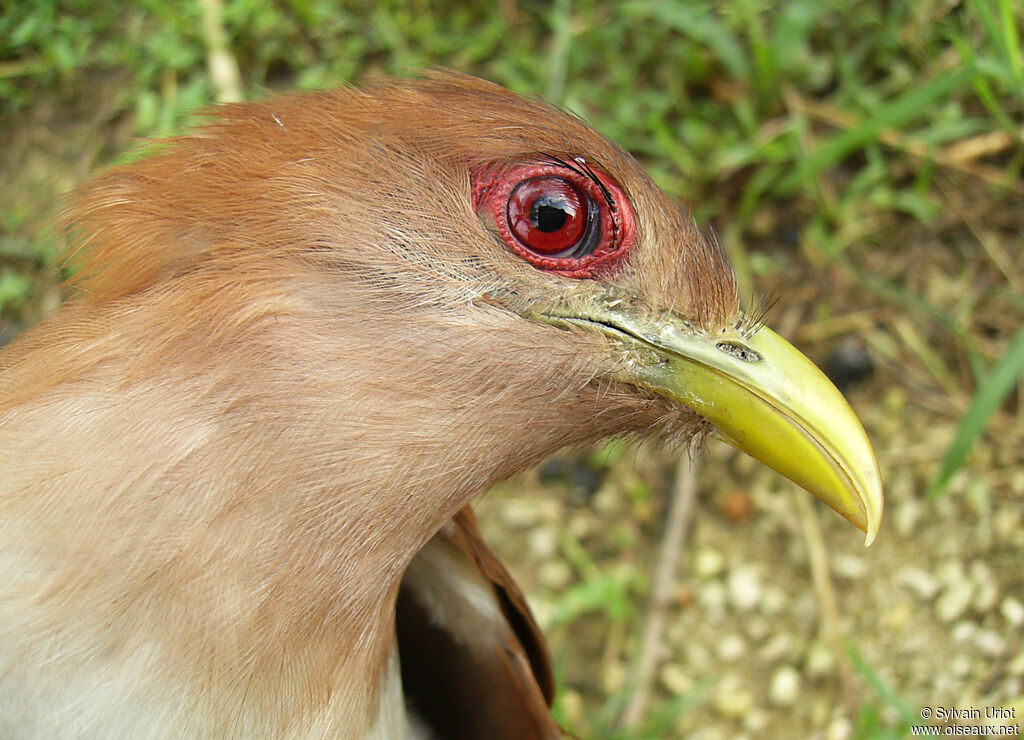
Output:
[{"xmin": 530, "ymin": 197, "xmax": 570, "ymax": 233}]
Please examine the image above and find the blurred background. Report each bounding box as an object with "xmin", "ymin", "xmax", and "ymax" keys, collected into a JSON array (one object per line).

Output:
[{"xmin": 1, "ymin": 1, "xmax": 1022, "ymax": 737}]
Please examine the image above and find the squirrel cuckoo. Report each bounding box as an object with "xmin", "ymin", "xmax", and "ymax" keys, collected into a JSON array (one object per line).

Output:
[{"xmin": 0, "ymin": 75, "xmax": 882, "ymax": 738}]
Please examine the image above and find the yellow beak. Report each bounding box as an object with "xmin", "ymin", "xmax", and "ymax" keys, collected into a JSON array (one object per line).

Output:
[{"xmin": 541, "ymin": 295, "xmax": 883, "ymax": 545}]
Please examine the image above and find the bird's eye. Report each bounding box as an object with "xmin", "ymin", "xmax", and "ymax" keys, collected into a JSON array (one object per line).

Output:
[
  {"xmin": 473, "ymin": 159, "xmax": 637, "ymax": 278},
  {"xmin": 507, "ymin": 176, "xmax": 593, "ymax": 256}
]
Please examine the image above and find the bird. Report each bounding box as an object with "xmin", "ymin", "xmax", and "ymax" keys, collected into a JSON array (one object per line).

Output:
[{"xmin": 0, "ymin": 73, "xmax": 882, "ymax": 739}]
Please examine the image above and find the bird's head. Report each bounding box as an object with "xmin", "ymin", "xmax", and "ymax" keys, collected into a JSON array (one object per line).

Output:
[{"xmin": 68, "ymin": 73, "xmax": 881, "ymax": 543}]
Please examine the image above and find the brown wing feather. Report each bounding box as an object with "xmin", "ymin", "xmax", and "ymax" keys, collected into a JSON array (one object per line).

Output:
[
  {"xmin": 447, "ymin": 506, "xmax": 556, "ymax": 703},
  {"xmin": 396, "ymin": 505, "xmax": 561, "ymax": 739}
]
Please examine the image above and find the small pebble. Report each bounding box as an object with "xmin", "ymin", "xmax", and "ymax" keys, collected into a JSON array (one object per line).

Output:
[
  {"xmin": 660, "ymin": 663, "xmax": 692, "ymax": 695},
  {"xmin": 826, "ymin": 716, "xmax": 853, "ymax": 740},
  {"xmin": 894, "ymin": 499, "xmax": 924, "ymax": 537},
  {"xmin": 591, "ymin": 488, "xmax": 619, "ymax": 515},
  {"xmin": 770, "ymin": 665, "xmax": 801, "ymax": 706},
  {"xmin": 973, "ymin": 629, "xmax": 1006, "ymax": 657},
  {"xmin": 936, "ymin": 579, "xmax": 974, "ymax": 622},
  {"xmin": 970, "ymin": 560, "xmax": 998, "ymax": 608},
  {"xmin": 713, "ymin": 674, "xmax": 753, "ymax": 718},
  {"xmin": 884, "ymin": 704, "xmax": 906, "ymax": 726},
  {"xmin": 728, "ymin": 566, "xmax": 762, "ymax": 611},
  {"xmin": 744, "ymin": 708, "xmax": 770, "ymax": 732},
  {"xmin": 527, "ymin": 528, "xmax": 557, "ymax": 558},
  {"xmin": 558, "ymin": 689, "xmax": 584, "ymax": 726},
  {"xmin": 973, "ymin": 579, "xmax": 999, "ymax": 612},
  {"xmin": 538, "ymin": 560, "xmax": 571, "ymax": 589},
  {"xmin": 936, "ymin": 559, "xmax": 966, "ymax": 586},
  {"xmin": 1004, "ymin": 677, "xmax": 1022, "ymax": 700},
  {"xmin": 568, "ymin": 513, "xmax": 596, "ymax": 538},
  {"xmin": 759, "ymin": 633, "xmax": 794, "ymax": 662},
  {"xmin": 995, "ymin": 506, "xmax": 1023, "ymax": 539},
  {"xmin": 692, "ymin": 546, "xmax": 725, "ymax": 578},
  {"xmin": 811, "ymin": 695, "xmax": 834, "ymax": 725},
  {"xmin": 951, "ymin": 654, "xmax": 972, "ymax": 676},
  {"xmin": 717, "ymin": 633, "xmax": 747, "ymax": 661},
  {"xmin": 792, "ymin": 592, "xmax": 818, "ymax": 624},
  {"xmin": 806, "ymin": 641, "xmax": 836, "ymax": 677},
  {"xmin": 761, "ymin": 585, "xmax": 787, "ymax": 615},
  {"xmin": 744, "ymin": 616, "xmax": 770, "ymax": 643},
  {"xmin": 502, "ymin": 500, "xmax": 540, "ymax": 527},
  {"xmin": 666, "ymin": 619, "xmax": 686, "ymax": 646},
  {"xmin": 832, "ymin": 554, "xmax": 868, "ymax": 580},
  {"xmin": 686, "ymin": 641, "xmax": 713, "ymax": 668},
  {"xmin": 688, "ymin": 726, "xmax": 731, "ymax": 740},
  {"xmin": 1001, "ymin": 597, "xmax": 1024, "ymax": 627},
  {"xmin": 883, "ymin": 601, "xmax": 913, "ymax": 630},
  {"xmin": 951, "ymin": 621, "xmax": 976, "ymax": 643},
  {"xmin": 529, "ymin": 597, "xmax": 554, "ymax": 631},
  {"xmin": 824, "ymin": 340, "xmax": 874, "ymax": 390},
  {"xmin": 698, "ymin": 581, "xmax": 728, "ymax": 615},
  {"xmin": 719, "ymin": 489, "xmax": 752, "ymax": 521},
  {"xmin": 898, "ymin": 567, "xmax": 939, "ymax": 600},
  {"xmin": 602, "ymin": 660, "xmax": 626, "ymax": 694}
]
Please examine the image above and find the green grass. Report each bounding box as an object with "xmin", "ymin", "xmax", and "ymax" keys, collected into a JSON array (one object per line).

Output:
[{"xmin": 931, "ymin": 323, "xmax": 1024, "ymax": 497}]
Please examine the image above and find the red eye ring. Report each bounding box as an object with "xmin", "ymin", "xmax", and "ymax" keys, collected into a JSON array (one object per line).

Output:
[{"xmin": 472, "ymin": 159, "xmax": 636, "ymax": 278}]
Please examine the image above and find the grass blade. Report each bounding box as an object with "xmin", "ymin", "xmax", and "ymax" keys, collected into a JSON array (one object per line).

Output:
[
  {"xmin": 623, "ymin": 1, "xmax": 749, "ymax": 81},
  {"xmin": 846, "ymin": 641, "xmax": 916, "ymax": 727},
  {"xmin": 780, "ymin": 65, "xmax": 976, "ymax": 193},
  {"xmin": 930, "ymin": 323, "xmax": 1024, "ymax": 496}
]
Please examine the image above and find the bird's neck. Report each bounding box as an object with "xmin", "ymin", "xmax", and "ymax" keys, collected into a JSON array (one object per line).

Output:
[{"xmin": 0, "ymin": 275, "xmax": 647, "ymax": 736}]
